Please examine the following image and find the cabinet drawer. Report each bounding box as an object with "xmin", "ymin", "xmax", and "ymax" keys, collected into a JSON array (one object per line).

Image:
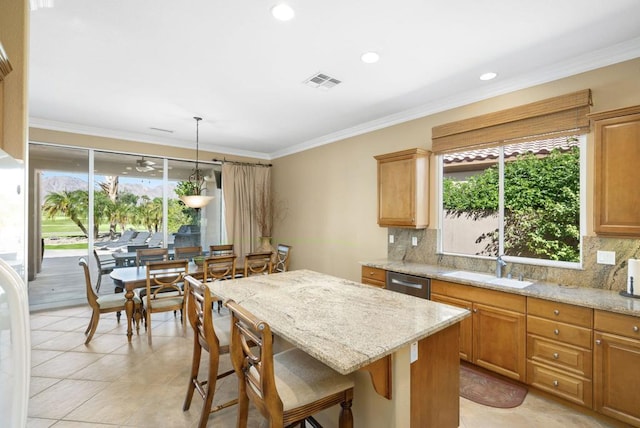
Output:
[
  {"xmin": 527, "ymin": 335, "xmax": 592, "ymax": 378},
  {"xmin": 361, "ymin": 266, "xmax": 385, "ymax": 287},
  {"xmin": 527, "ymin": 316, "xmax": 592, "ymax": 349},
  {"xmin": 594, "ymin": 310, "xmax": 640, "ymax": 339},
  {"xmin": 527, "ymin": 361, "xmax": 592, "ymax": 407},
  {"xmin": 528, "ymin": 298, "xmax": 593, "ymax": 328}
]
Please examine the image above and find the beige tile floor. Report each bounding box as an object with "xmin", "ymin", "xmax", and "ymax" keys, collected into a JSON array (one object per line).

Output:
[{"xmin": 28, "ymin": 306, "xmax": 631, "ymax": 428}]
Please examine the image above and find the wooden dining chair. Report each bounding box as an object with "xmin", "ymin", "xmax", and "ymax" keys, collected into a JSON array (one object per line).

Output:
[
  {"xmin": 209, "ymin": 244, "xmax": 234, "ymax": 256},
  {"xmin": 204, "ymin": 254, "xmax": 237, "ymax": 312},
  {"xmin": 273, "ymin": 244, "xmax": 292, "ymax": 273},
  {"xmin": 243, "ymin": 251, "xmax": 272, "ymax": 277},
  {"xmin": 227, "ymin": 300, "xmax": 355, "ymax": 428},
  {"xmin": 174, "ymin": 245, "xmax": 202, "ymax": 261},
  {"xmin": 136, "ymin": 247, "xmax": 168, "ymax": 267},
  {"xmin": 182, "ymin": 275, "xmax": 237, "ymax": 428},
  {"xmin": 80, "ymin": 258, "xmax": 141, "ymax": 344},
  {"xmin": 143, "ymin": 259, "xmax": 189, "ymax": 345}
]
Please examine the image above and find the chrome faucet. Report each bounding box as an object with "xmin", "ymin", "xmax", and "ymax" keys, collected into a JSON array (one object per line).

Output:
[{"xmin": 496, "ymin": 255, "xmax": 507, "ymax": 278}]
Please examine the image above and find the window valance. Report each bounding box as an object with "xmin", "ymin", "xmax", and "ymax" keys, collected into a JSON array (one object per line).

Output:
[{"xmin": 432, "ymin": 89, "xmax": 592, "ymax": 154}]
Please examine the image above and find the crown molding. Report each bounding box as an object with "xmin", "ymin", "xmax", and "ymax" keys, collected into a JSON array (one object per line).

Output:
[
  {"xmin": 270, "ymin": 37, "xmax": 640, "ymax": 159},
  {"xmin": 28, "ymin": 117, "xmax": 272, "ymax": 160}
]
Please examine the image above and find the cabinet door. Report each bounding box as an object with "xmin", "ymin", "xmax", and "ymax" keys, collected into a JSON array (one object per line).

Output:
[
  {"xmin": 594, "ymin": 332, "xmax": 640, "ymax": 426},
  {"xmin": 361, "ymin": 266, "xmax": 385, "ymax": 288},
  {"xmin": 473, "ymin": 303, "xmax": 526, "ymax": 382},
  {"xmin": 593, "ymin": 108, "xmax": 640, "ymax": 236},
  {"xmin": 375, "ymin": 148, "xmax": 429, "ymax": 228},
  {"xmin": 378, "ymin": 156, "xmax": 417, "ymax": 226},
  {"xmin": 431, "ymin": 293, "xmax": 473, "ymax": 361}
]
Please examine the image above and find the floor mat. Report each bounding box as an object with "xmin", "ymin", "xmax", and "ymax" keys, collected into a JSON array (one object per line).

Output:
[{"xmin": 459, "ymin": 364, "xmax": 528, "ymax": 408}]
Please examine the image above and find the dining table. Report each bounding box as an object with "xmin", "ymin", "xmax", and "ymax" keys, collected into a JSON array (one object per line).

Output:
[
  {"xmin": 109, "ymin": 262, "xmax": 202, "ymax": 341},
  {"xmin": 207, "ymin": 269, "xmax": 470, "ymax": 428}
]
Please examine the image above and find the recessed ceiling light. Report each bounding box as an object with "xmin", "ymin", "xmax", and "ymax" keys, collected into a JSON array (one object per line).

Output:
[
  {"xmin": 271, "ymin": 3, "xmax": 295, "ymax": 21},
  {"xmin": 480, "ymin": 72, "xmax": 498, "ymax": 81},
  {"xmin": 361, "ymin": 52, "xmax": 380, "ymax": 64}
]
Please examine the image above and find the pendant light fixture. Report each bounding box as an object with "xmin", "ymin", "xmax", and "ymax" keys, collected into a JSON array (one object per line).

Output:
[{"xmin": 179, "ymin": 117, "xmax": 214, "ymax": 209}]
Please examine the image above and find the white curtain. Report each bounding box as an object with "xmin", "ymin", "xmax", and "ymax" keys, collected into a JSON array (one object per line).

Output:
[{"xmin": 221, "ymin": 163, "xmax": 271, "ymax": 260}]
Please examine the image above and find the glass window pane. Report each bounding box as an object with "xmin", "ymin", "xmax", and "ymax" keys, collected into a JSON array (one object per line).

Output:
[
  {"xmin": 94, "ymin": 151, "xmax": 164, "ymax": 252},
  {"xmin": 503, "ymin": 137, "xmax": 580, "ymax": 262},
  {"xmin": 167, "ymin": 159, "xmax": 223, "ymax": 252},
  {"xmin": 442, "ymin": 148, "xmax": 500, "ymax": 257}
]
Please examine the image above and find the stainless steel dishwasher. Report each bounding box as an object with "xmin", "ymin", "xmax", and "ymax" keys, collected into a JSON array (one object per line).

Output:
[{"xmin": 386, "ymin": 271, "xmax": 431, "ymax": 299}]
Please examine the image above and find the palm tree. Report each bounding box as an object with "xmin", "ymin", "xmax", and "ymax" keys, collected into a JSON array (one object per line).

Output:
[
  {"xmin": 42, "ymin": 190, "xmax": 89, "ymax": 237},
  {"xmin": 99, "ymin": 176, "xmax": 119, "ymax": 238}
]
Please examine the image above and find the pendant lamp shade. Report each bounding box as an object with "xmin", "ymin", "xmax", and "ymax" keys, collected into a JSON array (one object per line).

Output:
[{"xmin": 180, "ymin": 117, "xmax": 214, "ymax": 209}]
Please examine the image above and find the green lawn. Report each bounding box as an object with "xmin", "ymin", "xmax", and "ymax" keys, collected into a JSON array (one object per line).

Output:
[{"xmin": 41, "ymin": 216, "xmax": 145, "ymax": 238}]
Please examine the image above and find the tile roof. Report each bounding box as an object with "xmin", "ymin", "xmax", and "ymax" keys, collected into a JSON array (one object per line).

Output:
[{"xmin": 443, "ymin": 136, "xmax": 579, "ymax": 164}]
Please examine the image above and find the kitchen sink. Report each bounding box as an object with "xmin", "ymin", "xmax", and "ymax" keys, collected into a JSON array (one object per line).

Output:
[
  {"xmin": 487, "ymin": 277, "xmax": 533, "ymax": 289},
  {"xmin": 442, "ymin": 270, "xmax": 533, "ymax": 289},
  {"xmin": 442, "ymin": 271, "xmax": 495, "ymax": 282}
]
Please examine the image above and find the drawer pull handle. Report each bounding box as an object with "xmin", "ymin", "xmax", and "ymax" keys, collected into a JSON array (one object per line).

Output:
[
  {"xmin": 553, "ymin": 380, "xmax": 559, "ymax": 387},
  {"xmin": 554, "ymin": 329, "xmax": 560, "ymax": 335},
  {"xmin": 596, "ymin": 339, "xmax": 602, "ymax": 345},
  {"xmin": 553, "ymin": 309, "xmax": 560, "ymax": 316},
  {"xmin": 553, "ymin": 352, "xmax": 559, "ymax": 359},
  {"xmin": 634, "ymin": 326, "xmax": 639, "ymax": 333}
]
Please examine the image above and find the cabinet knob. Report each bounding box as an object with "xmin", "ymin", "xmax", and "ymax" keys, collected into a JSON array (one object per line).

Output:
[
  {"xmin": 553, "ymin": 380, "xmax": 559, "ymax": 387},
  {"xmin": 473, "ymin": 308, "xmax": 477, "ymax": 313},
  {"xmin": 554, "ymin": 329, "xmax": 560, "ymax": 335},
  {"xmin": 553, "ymin": 309, "xmax": 560, "ymax": 316},
  {"xmin": 553, "ymin": 352, "xmax": 559, "ymax": 359},
  {"xmin": 370, "ymin": 272, "xmax": 375, "ymax": 276},
  {"xmin": 596, "ymin": 339, "xmax": 602, "ymax": 345},
  {"xmin": 634, "ymin": 326, "xmax": 639, "ymax": 333}
]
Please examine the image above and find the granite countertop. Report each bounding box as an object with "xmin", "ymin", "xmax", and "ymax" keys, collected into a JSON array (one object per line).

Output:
[
  {"xmin": 207, "ymin": 269, "xmax": 470, "ymax": 374},
  {"xmin": 361, "ymin": 259, "xmax": 640, "ymax": 317}
]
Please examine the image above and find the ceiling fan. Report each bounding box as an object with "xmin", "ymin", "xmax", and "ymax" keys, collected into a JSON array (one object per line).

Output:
[{"xmin": 135, "ymin": 157, "xmax": 155, "ymax": 172}]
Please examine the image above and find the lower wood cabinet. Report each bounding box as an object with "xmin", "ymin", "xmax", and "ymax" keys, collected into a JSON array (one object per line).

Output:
[
  {"xmin": 594, "ymin": 310, "xmax": 640, "ymax": 427},
  {"xmin": 360, "ymin": 266, "xmax": 386, "ymax": 288},
  {"xmin": 526, "ymin": 298, "xmax": 593, "ymax": 407},
  {"xmin": 431, "ymin": 279, "xmax": 526, "ymax": 382},
  {"xmin": 428, "ymin": 293, "xmax": 473, "ymax": 361}
]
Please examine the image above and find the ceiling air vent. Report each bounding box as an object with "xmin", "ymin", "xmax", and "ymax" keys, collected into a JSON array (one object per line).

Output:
[{"xmin": 303, "ymin": 72, "xmax": 342, "ymax": 90}]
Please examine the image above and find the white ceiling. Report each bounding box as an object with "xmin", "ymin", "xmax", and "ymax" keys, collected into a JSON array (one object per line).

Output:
[{"xmin": 28, "ymin": 0, "xmax": 640, "ymax": 160}]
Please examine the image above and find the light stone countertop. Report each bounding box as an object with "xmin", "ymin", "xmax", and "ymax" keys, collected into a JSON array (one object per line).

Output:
[
  {"xmin": 207, "ymin": 269, "xmax": 470, "ymax": 375},
  {"xmin": 361, "ymin": 260, "xmax": 640, "ymax": 317}
]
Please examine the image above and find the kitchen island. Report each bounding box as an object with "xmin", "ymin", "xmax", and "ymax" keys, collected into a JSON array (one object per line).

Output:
[{"xmin": 207, "ymin": 269, "xmax": 470, "ymax": 428}]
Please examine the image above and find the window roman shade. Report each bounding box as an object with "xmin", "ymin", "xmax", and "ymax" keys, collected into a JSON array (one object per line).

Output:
[{"xmin": 432, "ymin": 89, "xmax": 591, "ymax": 154}]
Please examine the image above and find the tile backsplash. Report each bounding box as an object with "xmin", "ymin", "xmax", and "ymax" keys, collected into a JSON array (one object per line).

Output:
[{"xmin": 388, "ymin": 228, "xmax": 640, "ymax": 291}]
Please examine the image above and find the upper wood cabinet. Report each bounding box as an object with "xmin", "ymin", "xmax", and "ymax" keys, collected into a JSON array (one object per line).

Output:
[
  {"xmin": 591, "ymin": 106, "xmax": 640, "ymax": 236},
  {"xmin": 374, "ymin": 148, "xmax": 430, "ymax": 228}
]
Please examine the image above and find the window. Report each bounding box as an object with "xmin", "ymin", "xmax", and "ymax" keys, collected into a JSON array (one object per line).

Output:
[{"xmin": 440, "ymin": 135, "xmax": 584, "ymax": 265}]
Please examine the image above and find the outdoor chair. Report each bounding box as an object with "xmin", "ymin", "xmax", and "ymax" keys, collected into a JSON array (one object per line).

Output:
[
  {"xmin": 146, "ymin": 232, "xmax": 164, "ymax": 248},
  {"xmin": 80, "ymin": 257, "xmax": 141, "ymax": 344},
  {"xmin": 96, "ymin": 229, "xmax": 136, "ymax": 250},
  {"xmin": 227, "ymin": 300, "xmax": 354, "ymax": 428},
  {"xmin": 182, "ymin": 275, "xmax": 237, "ymax": 428},
  {"xmin": 92, "ymin": 249, "xmax": 116, "ymax": 293},
  {"xmin": 127, "ymin": 231, "xmax": 150, "ymax": 247}
]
